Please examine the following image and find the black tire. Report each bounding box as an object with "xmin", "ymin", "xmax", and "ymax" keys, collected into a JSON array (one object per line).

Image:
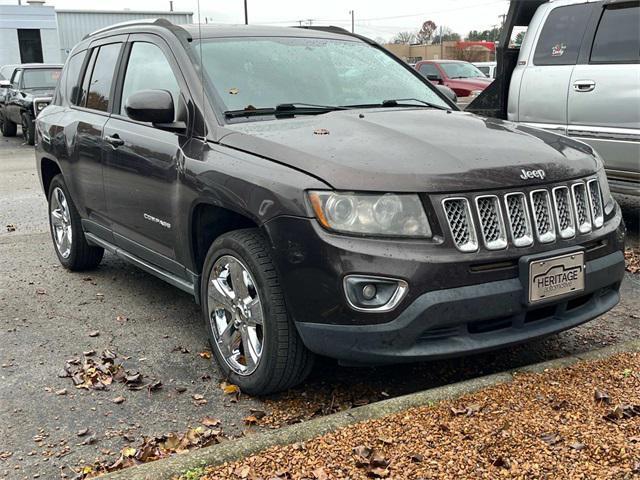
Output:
[
  {"xmin": 21, "ymin": 113, "xmax": 34, "ymax": 146},
  {"xmin": 0, "ymin": 112, "xmax": 17, "ymax": 137},
  {"xmin": 201, "ymin": 228, "xmax": 314, "ymax": 395},
  {"xmin": 47, "ymin": 174, "xmax": 104, "ymax": 270}
]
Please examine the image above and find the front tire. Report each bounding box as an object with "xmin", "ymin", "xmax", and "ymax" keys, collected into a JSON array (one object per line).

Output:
[
  {"xmin": 48, "ymin": 174, "xmax": 104, "ymax": 270},
  {"xmin": 0, "ymin": 112, "xmax": 17, "ymax": 137},
  {"xmin": 22, "ymin": 113, "xmax": 34, "ymax": 145},
  {"xmin": 201, "ymin": 229, "xmax": 314, "ymax": 395}
]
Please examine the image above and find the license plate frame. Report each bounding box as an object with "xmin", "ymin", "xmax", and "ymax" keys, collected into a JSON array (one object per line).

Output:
[{"xmin": 528, "ymin": 251, "xmax": 585, "ymax": 303}]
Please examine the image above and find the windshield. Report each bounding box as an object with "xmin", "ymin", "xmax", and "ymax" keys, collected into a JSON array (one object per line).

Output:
[
  {"xmin": 21, "ymin": 68, "xmax": 61, "ymax": 89},
  {"xmin": 194, "ymin": 37, "xmax": 449, "ymax": 113},
  {"xmin": 439, "ymin": 62, "xmax": 486, "ymax": 79}
]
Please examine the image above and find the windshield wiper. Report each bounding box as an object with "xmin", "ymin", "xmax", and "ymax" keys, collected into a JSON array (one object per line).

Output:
[
  {"xmin": 224, "ymin": 103, "xmax": 349, "ymax": 119},
  {"xmin": 347, "ymin": 98, "xmax": 448, "ymax": 110}
]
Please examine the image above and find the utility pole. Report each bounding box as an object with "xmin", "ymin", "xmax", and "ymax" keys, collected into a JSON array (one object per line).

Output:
[
  {"xmin": 439, "ymin": 25, "xmax": 443, "ymax": 59},
  {"xmin": 498, "ymin": 13, "xmax": 506, "ymax": 26},
  {"xmin": 349, "ymin": 10, "xmax": 354, "ymax": 33},
  {"xmin": 169, "ymin": 0, "xmax": 173, "ymax": 12},
  {"xmin": 244, "ymin": 0, "xmax": 248, "ymax": 25}
]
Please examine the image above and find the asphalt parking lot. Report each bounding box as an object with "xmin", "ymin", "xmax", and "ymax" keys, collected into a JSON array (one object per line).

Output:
[{"xmin": 1, "ymin": 133, "xmax": 639, "ymax": 479}]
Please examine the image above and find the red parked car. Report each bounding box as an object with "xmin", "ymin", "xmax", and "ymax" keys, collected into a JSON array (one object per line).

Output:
[{"xmin": 415, "ymin": 60, "xmax": 492, "ymax": 98}]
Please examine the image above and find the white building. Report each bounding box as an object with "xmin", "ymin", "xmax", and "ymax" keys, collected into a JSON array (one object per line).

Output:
[
  {"xmin": 0, "ymin": 3, "xmax": 60, "ymax": 65},
  {"xmin": 0, "ymin": 1, "xmax": 193, "ymax": 66}
]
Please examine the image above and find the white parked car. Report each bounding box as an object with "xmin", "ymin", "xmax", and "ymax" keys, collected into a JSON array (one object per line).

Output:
[{"xmin": 473, "ymin": 61, "xmax": 497, "ymax": 79}]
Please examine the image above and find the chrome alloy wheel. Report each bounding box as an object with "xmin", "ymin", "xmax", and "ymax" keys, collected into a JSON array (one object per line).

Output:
[
  {"xmin": 208, "ymin": 255, "xmax": 265, "ymax": 375},
  {"xmin": 50, "ymin": 187, "xmax": 72, "ymax": 258}
]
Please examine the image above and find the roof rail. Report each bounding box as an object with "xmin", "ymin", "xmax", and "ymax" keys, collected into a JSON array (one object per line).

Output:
[
  {"xmin": 293, "ymin": 25, "xmax": 379, "ymax": 46},
  {"xmin": 82, "ymin": 18, "xmax": 191, "ymax": 42}
]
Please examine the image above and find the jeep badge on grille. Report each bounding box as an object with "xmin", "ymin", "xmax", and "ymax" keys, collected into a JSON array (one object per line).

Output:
[{"xmin": 520, "ymin": 169, "xmax": 546, "ymax": 180}]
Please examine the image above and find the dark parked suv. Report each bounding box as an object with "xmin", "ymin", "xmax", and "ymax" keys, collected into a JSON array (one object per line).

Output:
[{"xmin": 36, "ymin": 20, "xmax": 626, "ymax": 395}]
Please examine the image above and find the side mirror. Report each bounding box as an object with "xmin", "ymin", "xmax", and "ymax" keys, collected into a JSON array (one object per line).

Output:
[
  {"xmin": 426, "ymin": 74, "xmax": 442, "ymax": 83},
  {"xmin": 0, "ymin": 80, "xmax": 11, "ymax": 88},
  {"xmin": 125, "ymin": 89, "xmax": 175, "ymax": 124},
  {"xmin": 436, "ymin": 85, "xmax": 457, "ymax": 103}
]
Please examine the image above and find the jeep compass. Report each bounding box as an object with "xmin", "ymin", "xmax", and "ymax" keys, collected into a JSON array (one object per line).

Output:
[{"xmin": 35, "ymin": 20, "xmax": 626, "ymax": 395}]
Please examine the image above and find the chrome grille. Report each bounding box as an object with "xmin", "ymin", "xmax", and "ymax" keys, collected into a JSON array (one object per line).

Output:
[
  {"xmin": 552, "ymin": 186, "xmax": 575, "ymax": 239},
  {"xmin": 587, "ymin": 179, "xmax": 604, "ymax": 228},
  {"xmin": 476, "ymin": 195, "xmax": 507, "ymax": 250},
  {"xmin": 530, "ymin": 190, "xmax": 556, "ymax": 243},
  {"xmin": 441, "ymin": 178, "xmax": 603, "ymax": 252},
  {"xmin": 572, "ymin": 182, "xmax": 592, "ymax": 234},
  {"xmin": 504, "ymin": 193, "xmax": 533, "ymax": 247},
  {"xmin": 442, "ymin": 198, "xmax": 478, "ymax": 252}
]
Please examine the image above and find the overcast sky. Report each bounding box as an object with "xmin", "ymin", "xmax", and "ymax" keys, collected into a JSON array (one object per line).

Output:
[{"xmin": 4, "ymin": 0, "xmax": 510, "ymax": 41}]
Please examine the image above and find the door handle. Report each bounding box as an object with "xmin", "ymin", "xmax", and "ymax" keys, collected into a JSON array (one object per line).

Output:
[
  {"xmin": 573, "ymin": 80, "xmax": 595, "ymax": 92},
  {"xmin": 104, "ymin": 134, "xmax": 124, "ymax": 147}
]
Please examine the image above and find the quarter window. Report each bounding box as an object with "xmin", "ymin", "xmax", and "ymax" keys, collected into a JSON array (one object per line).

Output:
[
  {"xmin": 85, "ymin": 43, "xmax": 121, "ymax": 112},
  {"xmin": 65, "ymin": 51, "xmax": 86, "ymax": 105},
  {"xmin": 590, "ymin": 5, "xmax": 640, "ymax": 64},
  {"xmin": 418, "ymin": 63, "xmax": 440, "ymax": 78},
  {"xmin": 533, "ymin": 4, "xmax": 591, "ymax": 66},
  {"xmin": 120, "ymin": 42, "xmax": 180, "ymax": 118}
]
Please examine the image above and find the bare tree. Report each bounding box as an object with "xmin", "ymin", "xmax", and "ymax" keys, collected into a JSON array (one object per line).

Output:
[
  {"xmin": 416, "ymin": 20, "xmax": 437, "ymax": 44},
  {"xmin": 392, "ymin": 31, "xmax": 416, "ymax": 44}
]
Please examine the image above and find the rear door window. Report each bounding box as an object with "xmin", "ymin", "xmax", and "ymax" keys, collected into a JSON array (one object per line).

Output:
[
  {"xmin": 85, "ymin": 43, "xmax": 122, "ymax": 112},
  {"xmin": 590, "ymin": 4, "xmax": 640, "ymax": 64},
  {"xmin": 533, "ymin": 3, "xmax": 592, "ymax": 66}
]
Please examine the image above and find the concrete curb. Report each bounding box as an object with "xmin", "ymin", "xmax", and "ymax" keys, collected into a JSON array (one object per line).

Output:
[{"xmin": 100, "ymin": 339, "xmax": 640, "ymax": 480}]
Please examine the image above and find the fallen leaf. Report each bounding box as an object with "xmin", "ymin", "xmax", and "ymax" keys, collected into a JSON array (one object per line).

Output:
[
  {"xmin": 88, "ymin": 330, "xmax": 100, "ymax": 338},
  {"xmin": 409, "ymin": 453, "xmax": 424, "ymax": 463},
  {"xmin": 112, "ymin": 396, "xmax": 126, "ymax": 404},
  {"xmin": 221, "ymin": 382, "xmax": 241, "ymax": 395},
  {"xmin": 198, "ymin": 351, "xmax": 212, "ymax": 359},
  {"xmin": 201, "ymin": 417, "xmax": 220, "ymax": 427},
  {"xmin": 594, "ymin": 389, "xmax": 611, "ymax": 404},
  {"xmin": 55, "ymin": 388, "xmax": 67, "ymax": 396},
  {"xmin": 312, "ymin": 467, "xmax": 328, "ymax": 480},
  {"xmin": 541, "ymin": 432, "xmax": 562, "ymax": 446},
  {"xmin": 175, "ymin": 386, "xmax": 187, "ymax": 393},
  {"xmin": 77, "ymin": 428, "xmax": 89, "ymax": 437},
  {"xmin": 570, "ymin": 442, "xmax": 585, "ymax": 451},
  {"xmin": 36, "ymin": 288, "xmax": 46, "ymax": 295}
]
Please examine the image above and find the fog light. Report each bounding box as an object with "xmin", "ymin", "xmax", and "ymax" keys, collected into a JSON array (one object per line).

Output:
[
  {"xmin": 362, "ymin": 284, "xmax": 377, "ymax": 300},
  {"xmin": 343, "ymin": 275, "xmax": 408, "ymax": 312}
]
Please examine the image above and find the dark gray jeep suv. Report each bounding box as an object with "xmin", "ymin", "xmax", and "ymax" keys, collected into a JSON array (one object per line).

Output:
[{"xmin": 35, "ymin": 20, "xmax": 626, "ymax": 394}]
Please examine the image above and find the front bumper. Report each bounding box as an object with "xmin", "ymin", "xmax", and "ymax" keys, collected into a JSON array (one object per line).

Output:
[
  {"xmin": 263, "ymin": 203, "xmax": 625, "ymax": 364},
  {"xmin": 295, "ymin": 250, "xmax": 623, "ymax": 364}
]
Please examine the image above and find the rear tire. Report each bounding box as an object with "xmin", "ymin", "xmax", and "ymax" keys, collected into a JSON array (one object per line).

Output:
[
  {"xmin": 201, "ymin": 228, "xmax": 313, "ymax": 395},
  {"xmin": 48, "ymin": 174, "xmax": 104, "ymax": 270},
  {"xmin": 0, "ymin": 112, "xmax": 17, "ymax": 137},
  {"xmin": 21, "ymin": 113, "xmax": 34, "ymax": 146}
]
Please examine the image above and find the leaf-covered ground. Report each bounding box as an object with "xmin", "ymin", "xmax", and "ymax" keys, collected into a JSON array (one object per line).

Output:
[{"xmin": 200, "ymin": 352, "xmax": 640, "ymax": 479}]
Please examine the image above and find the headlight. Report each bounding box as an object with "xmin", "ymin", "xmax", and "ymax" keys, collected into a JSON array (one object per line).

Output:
[
  {"xmin": 597, "ymin": 168, "xmax": 614, "ymax": 215},
  {"xmin": 308, "ymin": 191, "xmax": 431, "ymax": 237},
  {"xmin": 593, "ymin": 151, "xmax": 614, "ymax": 216}
]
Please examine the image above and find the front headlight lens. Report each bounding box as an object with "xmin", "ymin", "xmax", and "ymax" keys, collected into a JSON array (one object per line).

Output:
[
  {"xmin": 597, "ymin": 168, "xmax": 614, "ymax": 215},
  {"xmin": 308, "ymin": 191, "xmax": 431, "ymax": 237}
]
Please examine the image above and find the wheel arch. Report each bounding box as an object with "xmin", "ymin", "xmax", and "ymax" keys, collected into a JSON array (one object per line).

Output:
[
  {"xmin": 40, "ymin": 157, "xmax": 62, "ymax": 196},
  {"xmin": 189, "ymin": 201, "xmax": 263, "ymax": 276}
]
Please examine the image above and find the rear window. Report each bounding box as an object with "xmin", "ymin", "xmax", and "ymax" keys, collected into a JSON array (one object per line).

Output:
[
  {"xmin": 590, "ymin": 4, "xmax": 640, "ymax": 64},
  {"xmin": 85, "ymin": 43, "xmax": 121, "ymax": 112},
  {"xmin": 533, "ymin": 3, "xmax": 591, "ymax": 66}
]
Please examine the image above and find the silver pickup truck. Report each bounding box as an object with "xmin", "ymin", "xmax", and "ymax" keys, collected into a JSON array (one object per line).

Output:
[{"xmin": 469, "ymin": 0, "xmax": 639, "ymax": 196}]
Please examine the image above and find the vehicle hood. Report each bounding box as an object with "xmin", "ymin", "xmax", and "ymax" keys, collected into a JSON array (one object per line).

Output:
[
  {"xmin": 21, "ymin": 88, "xmax": 54, "ymax": 98},
  {"xmin": 219, "ymin": 109, "xmax": 598, "ymax": 193},
  {"xmin": 446, "ymin": 77, "xmax": 492, "ymax": 90}
]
